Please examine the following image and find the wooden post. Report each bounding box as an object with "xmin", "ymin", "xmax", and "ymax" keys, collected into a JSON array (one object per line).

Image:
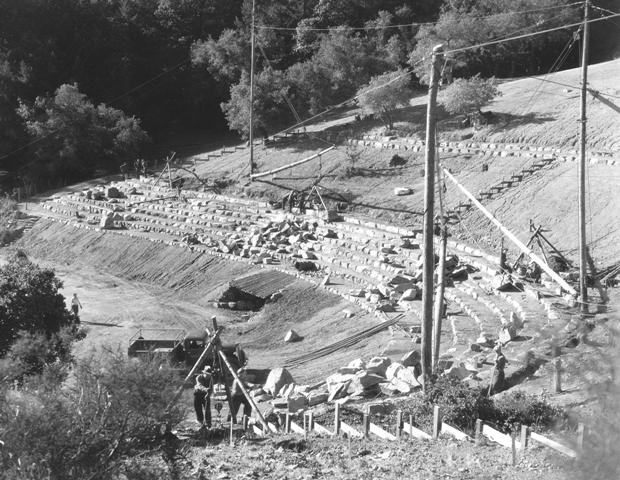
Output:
[
  {"xmin": 248, "ymin": 0, "xmax": 256, "ymax": 178},
  {"xmin": 552, "ymin": 344, "xmax": 562, "ymax": 393},
  {"xmin": 433, "ymin": 225, "xmax": 447, "ymax": 371},
  {"xmin": 511, "ymin": 433, "xmax": 517, "ymax": 465},
  {"xmin": 334, "ymin": 403, "xmax": 341, "ymax": 435},
  {"xmin": 362, "ymin": 408, "xmax": 370, "ymax": 438},
  {"xmin": 303, "ymin": 412, "xmax": 308, "ymax": 440},
  {"xmin": 577, "ymin": 423, "xmax": 585, "ymax": 450},
  {"xmin": 396, "ymin": 410, "xmax": 403, "ymax": 440},
  {"xmin": 475, "ymin": 419, "xmax": 483, "ymax": 446},
  {"xmin": 578, "ymin": 0, "xmax": 590, "ymax": 310},
  {"xmin": 409, "ymin": 414, "xmax": 414, "ymax": 440},
  {"xmin": 230, "ymin": 416, "xmax": 234, "ymax": 447},
  {"xmin": 242, "ymin": 415, "xmax": 249, "ymax": 432},
  {"xmin": 520, "ymin": 425, "xmax": 529, "ymax": 451},
  {"xmin": 421, "ymin": 44, "xmax": 445, "ymax": 388},
  {"xmin": 432, "ymin": 405, "xmax": 441, "ymax": 440},
  {"xmin": 285, "ymin": 412, "xmax": 291, "ymax": 434},
  {"xmin": 308, "ymin": 411, "xmax": 314, "ymax": 433}
]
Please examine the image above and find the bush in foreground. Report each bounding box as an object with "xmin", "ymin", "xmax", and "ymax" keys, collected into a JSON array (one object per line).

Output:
[{"xmin": 0, "ymin": 349, "xmax": 185, "ymax": 480}]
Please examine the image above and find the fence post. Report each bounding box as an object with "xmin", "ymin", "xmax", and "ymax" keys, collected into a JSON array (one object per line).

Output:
[
  {"xmin": 242, "ymin": 415, "xmax": 249, "ymax": 432},
  {"xmin": 577, "ymin": 423, "xmax": 585, "ymax": 451},
  {"xmin": 285, "ymin": 412, "xmax": 291, "ymax": 434},
  {"xmin": 363, "ymin": 408, "xmax": 370, "ymax": 438},
  {"xmin": 552, "ymin": 344, "xmax": 562, "ymax": 393},
  {"xmin": 303, "ymin": 412, "xmax": 308, "ymax": 440},
  {"xmin": 433, "ymin": 405, "xmax": 441, "ymax": 440},
  {"xmin": 334, "ymin": 403, "xmax": 341, "ymax": 436},
  {"xmin": 396, "ymin": 410, "xmax": 403, "ymax": 440},
  {"xmin": 229, "ymin": 417, "xmax": 234, "ymax": 447},
  {"xmin": 511, "ymin": 433, "xmax": 517, "ymax": 466},
  {"xmin": 409, "ymin": 414, "xmax": 414, "ymax": 439},
  {"xmin": 520, "ymin": 425, "xmax": 529, "ymax": 451},
  {"xmin": 308, "ymin": 411, "xmax": 314, "ymax": 433},
  {"xmin": 475, "ymin": 419, "xmax": 483, "ymax": 446}
]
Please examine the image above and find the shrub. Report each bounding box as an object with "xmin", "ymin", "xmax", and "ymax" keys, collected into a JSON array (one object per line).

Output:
[
  {"xmin": 0, "ymin": 349, "xmax": 185, "ymax": 479},
  {"xmin": 492, "ymin": 390, "xmax": 567, "ymax": 432}
]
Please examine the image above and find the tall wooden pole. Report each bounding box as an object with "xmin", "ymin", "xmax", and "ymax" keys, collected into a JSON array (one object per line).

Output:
[
  {"xmin": 248, "ymin": 0, "xmax": 256, "ymax": 180},
  {"xmin": 578, "ymin": 0, "xmax": 590, "ymax": 311},
  {"xmin": 421, "ymin": 44, "xmax": 444, "ymax": 388},
  {"xmin": 433, "ymin": 225, "xmax": 447, "ymax": 371}
]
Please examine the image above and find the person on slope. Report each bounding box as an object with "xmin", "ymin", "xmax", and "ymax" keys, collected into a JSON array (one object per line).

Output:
[
  {"xmin": 194, "ymin": 365, "xmax": 213, "ymax": 428},
  {"xmin": 71, "ymin": 293, "xmax": 83, "ymax": 316},
  {"xmin": 230, "ymin": 367, "xmax": 252, "ymax": 424}
]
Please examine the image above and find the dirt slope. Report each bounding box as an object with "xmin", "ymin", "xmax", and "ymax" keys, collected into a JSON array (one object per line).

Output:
[{"xmin": 16, "ymin": 219, "xmax": 391, "ymax": 383}]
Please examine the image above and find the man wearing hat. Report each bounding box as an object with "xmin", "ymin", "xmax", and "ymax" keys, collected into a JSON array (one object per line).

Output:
[
  {"xmin": 230, "ymin": 367, "xmax": 252, "ymax": 424},
  {"xmin": 194, "ymin": 365, "xmax": 213, "ymax": 427}
]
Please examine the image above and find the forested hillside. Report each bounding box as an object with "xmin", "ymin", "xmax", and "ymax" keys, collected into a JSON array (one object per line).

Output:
[{"xmin": 0, "ymin": 0, "xmax": 618, "ymax": 190}]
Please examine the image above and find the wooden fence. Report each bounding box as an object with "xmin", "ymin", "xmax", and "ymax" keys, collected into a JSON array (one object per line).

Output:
[{"xmin": 237, "ymin": 403, "xmax": 582, "ymax": 463}]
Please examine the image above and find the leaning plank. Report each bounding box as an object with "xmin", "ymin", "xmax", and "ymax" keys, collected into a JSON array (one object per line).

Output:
[
  {"xmin": 482, "ymin": 424, "xmax": 520, "ymax": 449},
  {"xmin": 402, "ymin": 422, "xmax": 432, "ymax": 440},
  {"xmin": 313, "ymin": 421, "xmax": 335, "ymax": 436},
  {"xmin": 369, "ymin": 422, "xmax": 397, "ymax": 441},
  {"xmin": 267, "ymin": 422, "xmax": 279, "ymax": 433},
  {"xmin": 252, "ymin": 425, "xmax": 265, "ymax": 437},
  {"xmin": 340, "ymin": 421, "xmax": 363, "ymax": 438},
  {"xmin": 250, "ymin": 146, "xmax": 336, "ymax": 179},
  {"xmin": 441, "ymin": 422, "xmax": 471, "ymax": 441},
  {"xmin": 289, "ymin": 421, "xmax": 305, "ymax": 435},
  {"xmin": 530, "ymin": 431, "xmax": 577, "ymax": 458}
]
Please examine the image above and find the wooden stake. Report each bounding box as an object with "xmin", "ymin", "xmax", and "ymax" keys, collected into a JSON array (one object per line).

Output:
[
  {"xmin": 334, "ymin": 403, "xmax": 341, "ymax": 435},
  {"xmin": 242, "ymin": 415, "xmax": 249, "ymax": 432},
  {"xmin": 303, "ymin": 412, "xmax": 308, "ymax": 440},
  {"xmin": 432, "ymin": 405, "xmax": 441, "ymax": 440},
  {"xmin": 553, "ymin": 345, "xmax": 562, "ymax": 393},
  {"xmin": 363, "ymin": 409, "xmax": 370, "ymax": 438},
  {"xmin": 577, "ymin": 423, "xmax": 585, "ymax": 451},
  {"xmin": 409, "ymin": 414, "xmax": 414, "ymax": 440},
  {"xmin": 475, "ymin": 419, "xmax": 483, "ymax": 446},
  {"xmin": 520, "ymin": 425, "xmax": 529, "ymax": 451},
  {"xmin": 396, "ymin": 410, "xmax": 403, "ymax": 440},
  {"xmin": 308, "ymin": 411, "xmax": 314, "ymax": 432},
  {"xmin": 511, "ymin": 433, "xmax": 517, "ymax": 466},
  {"xmin": 421, "ymin": 44, "xmax": 445, "ymax": 388},
  {"xmin": 229, "ymin": 417, "xmax": 234, "ymax": 447},
  {"xmin": 285, "ymin": 412, "xmax": 291, "ymax": 434}
]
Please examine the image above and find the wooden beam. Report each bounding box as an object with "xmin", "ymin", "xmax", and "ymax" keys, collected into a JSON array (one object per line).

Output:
[
  {"xmin": 250, "ymin": 146, "xmax": 335, "ymax": 179},
  {"xmin": 403, "ymin": 422, "xmax": 432, "ymax": 440},
  {"xmin": 340, "ymin": 421, "xmax": 363, "ymax": 438},
  {"xmin": 369, "ymin": 422, "xmax": 397, "ymax": 441},
  {"xmin": 530, "ymin": 431, "xmax": 577, "ymax": 458},
  {"xmin": 441, "ymin": 422, "xmax": 470, "ymax": 441},
  {"xmin": 313, "ymin": 421, "xmax": 334, "ymax": 436},
  {"xmin": 290, "ymin": 421, "xmax": 305, "ymax": 435},
  {"xmin": 442, "ymin": 168, "xmax": 577, "ymax": 296},
  {"xmin": 482, "ymin": 424, "xmax": 521, "ymax": 449}
]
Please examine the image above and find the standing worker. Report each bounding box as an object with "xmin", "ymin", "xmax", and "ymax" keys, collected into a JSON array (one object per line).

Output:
[
  {"xmin": 71, "ymin": 293, "xmax": 82, "ymax": 316},
  {"xmin": 194, "ymin": 365, "xmax": 213, "ymax": 428},
  {"xmin": 230, "ymin": 367, "xmax": 252, "ymax": 424},
  {"xmin": 488, "ymin": 343, "xmax": 507, "ymax": 395}
]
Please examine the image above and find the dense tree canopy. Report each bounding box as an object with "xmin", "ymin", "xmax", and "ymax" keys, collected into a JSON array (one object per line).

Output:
[
  {"xmin": 357, "ymin": 69, "xmax": 414, "ymax": 130},
  {"xmin": 0, "ymin": 0, "xmax": 618, "ymax": 189},
  {"xmin": 439, "ymin": 74, "xmax": 500, "ymax": 116}
]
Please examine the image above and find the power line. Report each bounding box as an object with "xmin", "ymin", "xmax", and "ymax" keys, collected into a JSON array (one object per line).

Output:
[
  {"xmin": 255, "ymin": 2, "xmax": 583, "ymax": 32},
  {"xmin": 444, "ymin": 12, "xmax": 620, "ymax": 55}
]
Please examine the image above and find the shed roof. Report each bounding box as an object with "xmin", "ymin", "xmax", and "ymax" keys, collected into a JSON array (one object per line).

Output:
[{"xmin": 229, "ymin": 270, "xmax": 296, "ymax": 299}]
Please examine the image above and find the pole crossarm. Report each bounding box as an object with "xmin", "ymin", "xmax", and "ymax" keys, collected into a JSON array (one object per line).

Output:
[
  {"xmin": 250, "ymin": 146, "xmax": 335, "ymax": 179},
  {"xmin": 441, "ymin": 167, "xmax": 577, "ymax": 296}
]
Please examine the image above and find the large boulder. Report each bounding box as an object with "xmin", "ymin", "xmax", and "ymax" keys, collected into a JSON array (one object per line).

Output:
[
  {"xmin": 400, "ymin": 287, "xmax": 419, "ymax": 301},
  {"xmin": 287, "ymin": 393, "xmax": 308, "ymax": 413},
  {"xmin": 385, "ymin": 362, "xmax": 404, "ymax": 381},
  {"xmin": 307, "ymin": 391, "xmax": 329, "ymax": 406},
  {"xmin": 264, "ymin": 367, "xmax": 294, "ymax": 397},
  {"xmin": 100, "ymin": 212, "xmax": 114, "ymax": 229},
  {"xmin": 106, "ymin": 186, "xmax": 122, "ymax": 199},
  {"xmin": 284, "ymin": 329, "xmax": 302, "ymax": 343},
  {"xmin": 366, "ymin": 356, "xmax": 392, "ymax": 377}
]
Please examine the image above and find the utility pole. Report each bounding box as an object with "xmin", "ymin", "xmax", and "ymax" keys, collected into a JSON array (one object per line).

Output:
[
  {"xmin": 578, "ymin": 0, "xmax": 590, "ymax": 311},
  {"xmin": 248, "ymin": 0, "xmax": 256, "ymax": 180},
  {"xmin": 432, "ymin": 225, "xmax": 447, "ymax": 371},
  {"xmin": 421, "ymin": 44, "xmax": 444, "ymax": 388}
]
